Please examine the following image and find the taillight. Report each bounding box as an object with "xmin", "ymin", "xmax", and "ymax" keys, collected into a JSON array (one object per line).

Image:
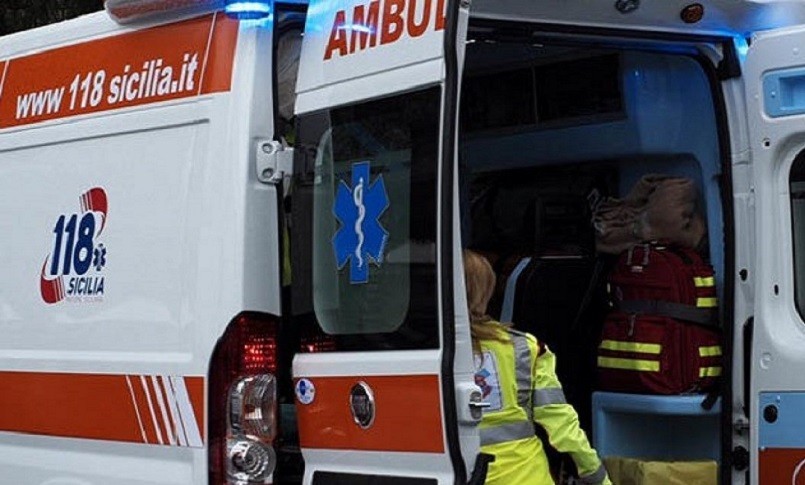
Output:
[
  {"xmin": 299, "ymin": 333, "xmax": 337, "ymax": 353},
  {"xmin": 209, "ymin": 312, "xmax": 280, "ymax": 485},
  {"xmin": 298, "ymin": 319, "xmax": 337, "ymax": 353}
]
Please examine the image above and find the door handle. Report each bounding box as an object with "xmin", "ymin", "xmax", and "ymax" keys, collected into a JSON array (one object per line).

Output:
[
  {"xmin": 469, "ymin": 393, "xmax": 490, "ymax": 421},
  {"xmin": 458, "ymin": 383, "xmax": 488, "ymax": 423},
  {"xmin": 469, "ymin": 401, "xmax": 491, "ymax": 409}
]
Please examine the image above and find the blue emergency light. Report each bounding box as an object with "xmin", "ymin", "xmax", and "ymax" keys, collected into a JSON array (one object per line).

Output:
[{"xmin": 224, "ymin": 0, "xmax": 273, "ymax": 19}]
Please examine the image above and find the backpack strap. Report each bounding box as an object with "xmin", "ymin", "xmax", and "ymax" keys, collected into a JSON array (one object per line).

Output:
[{"xmin": 618, "ymin": 299, "xmax": 717, "ymax": 327}]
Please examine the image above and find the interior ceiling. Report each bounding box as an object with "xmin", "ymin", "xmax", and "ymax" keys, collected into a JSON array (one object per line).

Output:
[
  {"xmin": 469, "ymin": 0, "xmax": 805, "ymax": 37},
  {"xmin": 463, "ymin": 42, "xmax": 603, "ymax": 73}
]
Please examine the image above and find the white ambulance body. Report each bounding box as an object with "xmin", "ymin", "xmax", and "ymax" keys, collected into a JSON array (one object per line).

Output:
[
  {"xmin": 0, "ymin": 2, "xmax": 291, "ymax": 484},
  {"xmin": 290, "ymin": 0, "xmax": 805, "ymax": 484},
  {"xmin": 3, "ymin": 0, "xmax": 805, "ymax": 484}
]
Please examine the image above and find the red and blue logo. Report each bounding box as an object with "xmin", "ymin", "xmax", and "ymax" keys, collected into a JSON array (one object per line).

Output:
[
  {"xmin": 474, "ymin": 368, "xmax": 493, "ymax": 399},
  {"xmin": 40, "ymin": 187, "xmax": 108, "ymax": 304}
]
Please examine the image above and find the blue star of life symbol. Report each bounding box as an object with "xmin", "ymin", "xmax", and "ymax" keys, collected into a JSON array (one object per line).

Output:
[
  {"xmin": 333, "ymin": 161, "xmax": 390, "ymax": 284},
  {"xmin": 93, "ymin": 244, "xmax": 107, "ymax": 272}
]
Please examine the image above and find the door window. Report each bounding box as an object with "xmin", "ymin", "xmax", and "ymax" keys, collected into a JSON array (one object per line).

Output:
[
  {"xmin": 292, "ymin": 87, "xmax": 441, "ymax": 350},
  {"xmin": 790, "ymin": 150, "xmax": 805, "ymax": 318}
]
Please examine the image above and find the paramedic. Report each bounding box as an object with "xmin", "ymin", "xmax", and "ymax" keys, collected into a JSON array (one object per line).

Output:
[{"xmin": 464, "ymin": 250, "xmax": 611, "ymax": 485}]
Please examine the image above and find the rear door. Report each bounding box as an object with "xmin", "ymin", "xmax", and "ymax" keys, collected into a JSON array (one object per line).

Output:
[
  {"xmin": 743, "ymin": 25, "xmax": 805, "ymax": 484},
  {"xmin": 289, "ymin": 0, "xmax": 480, "ymax": 483}
]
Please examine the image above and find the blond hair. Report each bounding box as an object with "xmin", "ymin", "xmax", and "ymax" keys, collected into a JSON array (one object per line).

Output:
[{"xmin": 463, "ymin": 250, "xmax": 508, "ymax": 352}]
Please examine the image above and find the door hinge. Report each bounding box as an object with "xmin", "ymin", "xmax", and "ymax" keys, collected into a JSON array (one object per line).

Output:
[{"xmin": 256, "ymin": 139, "xmax": 294, "ymax": 185}]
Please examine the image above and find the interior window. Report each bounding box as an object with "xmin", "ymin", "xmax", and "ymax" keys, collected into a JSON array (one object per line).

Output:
[
  {"xmin": 790, "ymin": 150, "xmax": 805, "ymax": 317},
  {"xmin": 460, "ymin": 53, "xmax": 623, "ymax": 135},
  {"xmin": 275, "ymin": 12, "xmax": 304, "ymax": 144},
  {"xmin": 292, "ymin": 87, "xmax": 441, "ymax": 350}
]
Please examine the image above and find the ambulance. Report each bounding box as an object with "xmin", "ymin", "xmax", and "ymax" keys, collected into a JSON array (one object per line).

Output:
[{"xmin": 2, "ymin": 0, "xmax": 805, "ymax": 483}]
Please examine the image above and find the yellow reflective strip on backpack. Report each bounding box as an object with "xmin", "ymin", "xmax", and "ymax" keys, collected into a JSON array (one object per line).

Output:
[
  {"xmin": 698, "ymin": 346, "xmax": 722, "ymax": 357},
  {"xmin": 699, "ymin": 366, "xmax": 722, "ymax": 377},
  {"xmin": 599, "ymin": 340, "xmax": 661, "ymax": 355},
  {"xmin": 696, "ymin": 297, "xmax": 718, "ymax": 308},
  {"xmin": 694, "ymin": 276, "xmax": 715, "ymax": 288},
  {"xmin": 597, "ymin": 356, "xmax": 660, "ymax": 372}
]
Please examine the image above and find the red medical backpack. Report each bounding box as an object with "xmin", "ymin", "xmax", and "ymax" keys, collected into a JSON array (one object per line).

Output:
[{"xmin": 597, "ymin": 244, "xmax": 722, "ymax": 394}]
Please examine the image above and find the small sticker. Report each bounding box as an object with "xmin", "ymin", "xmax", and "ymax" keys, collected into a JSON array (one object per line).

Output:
[
  {"xmin": 333, "ymin": 161, "xmax": 390, "ymax": 284},
  {"xmin": 474, "ymin": 351, "xmax": 503, "ymax": 413},
  {"xmin": 295, "ymin": 378, "xmax": 316, "ymax": 405}
]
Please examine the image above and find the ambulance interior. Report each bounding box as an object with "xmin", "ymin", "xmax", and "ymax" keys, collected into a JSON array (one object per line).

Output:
[{"xmin": 458, "ymin": 25, "xmax": 728, "ymax": 475}]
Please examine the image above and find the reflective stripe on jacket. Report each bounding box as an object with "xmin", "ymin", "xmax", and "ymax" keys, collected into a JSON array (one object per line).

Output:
[{"xmin": 475, "ymin": 324, "xmax": 610, "ymax": 485}]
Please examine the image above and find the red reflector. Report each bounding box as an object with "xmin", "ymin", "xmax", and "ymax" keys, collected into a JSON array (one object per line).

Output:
[{"xmin": 681, "ymin": 3, "xmax": 704, "ymax": 24}]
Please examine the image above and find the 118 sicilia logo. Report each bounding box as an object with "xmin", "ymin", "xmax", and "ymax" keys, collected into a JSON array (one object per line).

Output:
[{"xmin": 40, "ymin": 187, "xmax": 108, "ymax": 304}]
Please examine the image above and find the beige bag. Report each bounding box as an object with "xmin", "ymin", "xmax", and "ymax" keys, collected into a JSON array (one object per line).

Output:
[
  {"xmin": 593, "ymin": 175, "xmax": 706, "ymax": 254},
  {"xmin": 603, "ymin": 457, "xmax": 717, "ymax": 485}
]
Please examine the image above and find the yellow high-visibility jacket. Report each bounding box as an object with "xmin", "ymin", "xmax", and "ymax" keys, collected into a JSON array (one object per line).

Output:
[{"xmin": 474, "ymin": 323, "xmax": 611, "ymax": 485}]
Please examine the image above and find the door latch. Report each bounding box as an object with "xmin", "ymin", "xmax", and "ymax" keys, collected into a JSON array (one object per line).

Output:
[{"xmin": 734, "ymin": 418, "xmax": 750, "ymax": 434}]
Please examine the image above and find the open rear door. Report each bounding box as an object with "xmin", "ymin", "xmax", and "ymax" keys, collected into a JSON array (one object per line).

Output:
[
  {"xmin": 290, "ymin": 0, "xmax": 480, "ymax": 483},
  {"xmin": 743, "ymin": 25, "xmax": 805, "ymax": 485}
]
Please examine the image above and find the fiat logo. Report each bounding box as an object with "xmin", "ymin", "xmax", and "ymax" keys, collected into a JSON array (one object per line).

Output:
[{"xmin": 350, "ymin": 381, "xmax": 376, "ymax": 429}]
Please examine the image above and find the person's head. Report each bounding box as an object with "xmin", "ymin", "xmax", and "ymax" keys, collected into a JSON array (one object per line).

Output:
[
  {"xmin": 463, "ymin": 250, "xmax": 507, "ymax": 351},
  {"xmin": 463, "ymin": 249, "xmax": 496, "ymax": 325}
]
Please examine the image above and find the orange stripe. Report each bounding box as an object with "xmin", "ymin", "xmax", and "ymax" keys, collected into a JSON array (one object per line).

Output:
[
  {"xmin": 200, "ymin": 13, "xmax": 239, "ymax": 95},
  {"xmin": 161, "ymin": 376, "xmax": 185, "ymax": 445},
  {"xmin": 150, "ymin": 376, "xmax": 176, "ymax": 445},
  {"xmin": 0, "ymin": 14, "xmax": 238, "ymax": 129},
  {"xmin": 295, "ymin": 375, "xmax": 445, "ymax": 453},
  {"xmin": 128, "ymin": 375, "xmax": 156, "ymax": 444},
  {"xmin": 184, "ymin": 376, "xmax": 205, "ymax": 443},
  {"xmin": 0, "ymin": 60, "xmax": 8, "ymax": 98},
  {"xmin": 0, "ymin": 371, "xmax": 204, "ymax": 446},
  {"xmin": 140, "ymin": 375, "xmax": 165, "ymax": 444},
  {"xmin": 164, "ymin": 376, "xmax": 184, "ymax": 445},
  {"xmin": 760, "ymin": 448, "xmax": 805, "ymax": 484}
]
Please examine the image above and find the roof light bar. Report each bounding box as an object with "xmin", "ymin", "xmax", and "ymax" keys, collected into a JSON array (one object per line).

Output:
[
  {"xmin": 224, "ymin": 0, "xmax": 272, "ymax": 19},
  {"xmin": 106, "ymin": 0, "xmax": 220, "ymax": 25}
]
